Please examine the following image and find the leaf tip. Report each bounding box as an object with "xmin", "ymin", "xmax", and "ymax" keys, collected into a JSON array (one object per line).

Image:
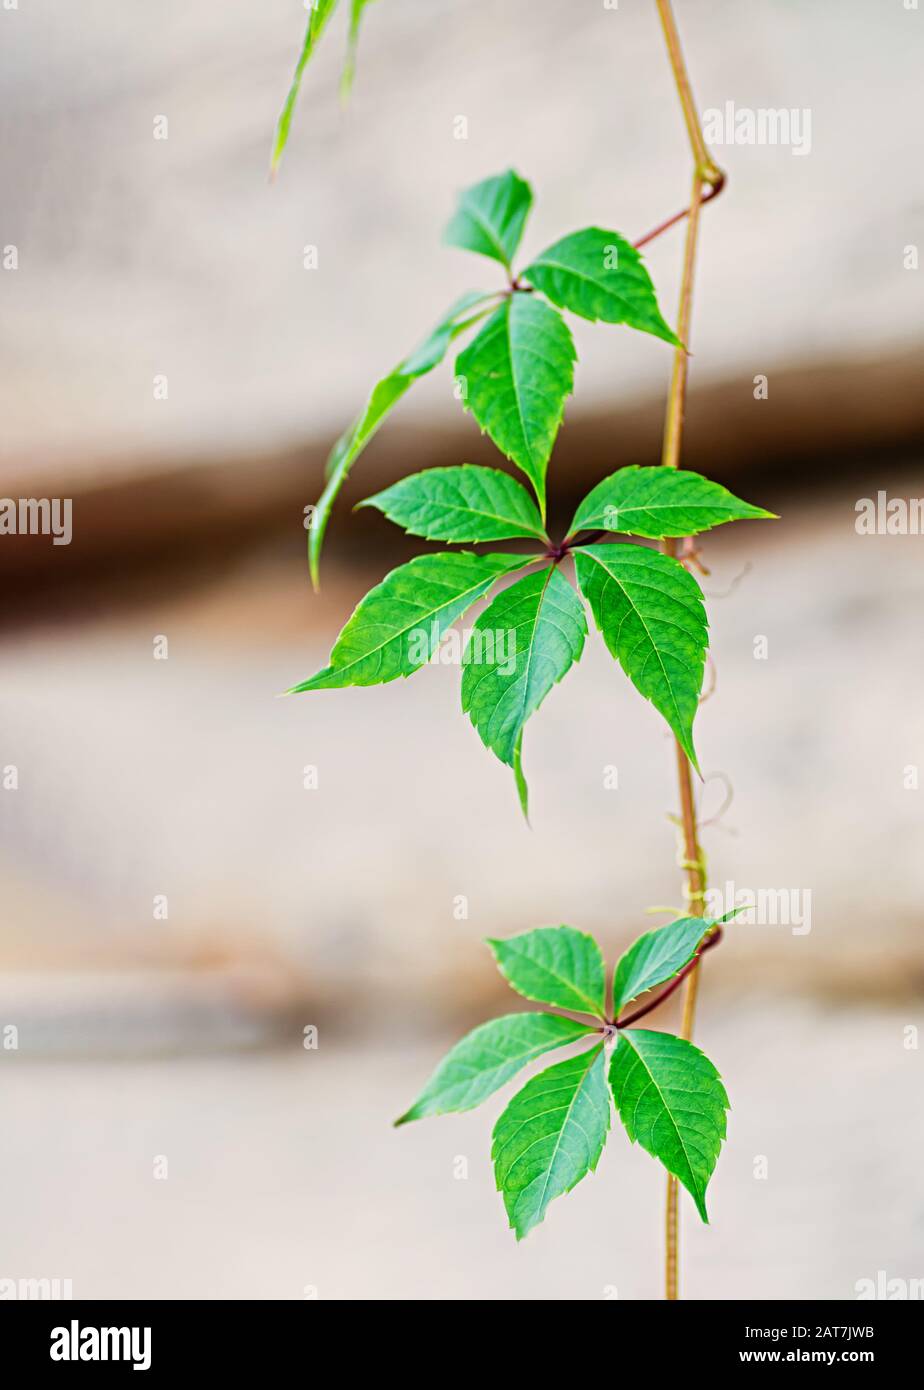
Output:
[
  {"xmin": 506, "ymin": 1205, "xmax": 535, "ymax": 1243},
  {"xmin": 513, "ymin": 735, "xmax": 530, "ymax": 824},
  {"xmin": 714, "ymin": 905, "xmax": 743, "ymax": 925},
  {"xmin": 681, "ymin": 728, "xmax": 703, "ymax": 777}
]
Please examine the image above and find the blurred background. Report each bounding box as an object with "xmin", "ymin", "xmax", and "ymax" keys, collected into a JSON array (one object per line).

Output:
[{"xmin": 1, "ymin": 0, "xmax": 923, "ymax": 1299}]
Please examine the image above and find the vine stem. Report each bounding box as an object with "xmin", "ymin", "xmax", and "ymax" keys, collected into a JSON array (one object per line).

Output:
[
  {"xmin": 651, "ymin": 0, "xmax": 724, "ymax": 1303},
  {"xmin": 633, "ymin": 176, "xmax": 724, "ymax": 251}
]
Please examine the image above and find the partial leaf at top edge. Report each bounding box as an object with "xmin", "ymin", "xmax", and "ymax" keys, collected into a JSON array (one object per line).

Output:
[
  {"xmin": 290, "ymin": 550, "xmax": 527, "ymax": 692},
  {"xmin": 395, "ymin": 1011, "xmax": 595, "ymax": 1125},
  {"xmin": 308, "ymin": 293, "xmax": 491, "ymax": 588},
  {"xmin": 340, "ymin": 0, "xmax": 378, "ymax": 100},
  {"xmin": 611, "ymin": 916, "xmax": 710, "ymax": 1017},
  {"xmin": 521, "ymin": 227, "xmax": 680, "ymax": 346},
  {"xmin": 444, "ymin": 170, "xmax": 533, "ymax": 269},
  {"xmin": 271, "ymin": 0, "xmax": 341, "ymax": 176},
  {"xmin": 488, "ymin": 925, "xmax": 606, "ymax": 1018},
  {"xmin": 492, "ymin": 1045, "xmax": 610, "ymax": 1239},
  {"xmin": 359, "ymin": 465, "xmax": 547, "ymax": 544},
  {"xmin": 455, "ymin": 294, "xmax": 576, "ymax": 517},
  {"xmin": 573, "ymin": 543, "xmax": 707, "ymax": 771},
  {"xmin": 609, "ymin": 1029, "xmax": 728, "ymax": 1222},
  {"xmin": 569, "ymin": 466, "xmax": 777, "ymax": 540}
]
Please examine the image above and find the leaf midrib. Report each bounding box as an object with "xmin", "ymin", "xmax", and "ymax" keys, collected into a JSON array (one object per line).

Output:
[
  {"xmin": 503, "ymin": 299, "xmax": 537, "ymax": 470},
  {"xmin": 531, "ymin": 1048, "xmax": 602, "ymax": 1221},
  {"xmin": 614, "ymin": 930, "xmax": 703, "ymax": 1013},
  {"xmin": 514, "ymin": 569, "xmax": 556, "ymax": 735},
  {"xmin": 500, "ymin": 938, "xmax": 603, "ymax": 1017},
  {"xmin": 577, "ymin": 546, "xmax": 688, "ymax": 736},
  {"xmin": 622, "ymin": 1035, "xmax": 701, "ymax": 1198},
  {"xmin": 581, "ymin": 499, "xmax": 760, "ymax": 528},
  {"xmin": 529, "ymin": 253, "xmax": 640, "ymax": 312},
  {"xmin": 401, "ymin": 494, "xmax": 545, "ymax": 539},
  {"xmin": 462, "ymin": 198, "xmax": 512, "ymax": 266},
  {"xmin": 330, "ymin": 560, "xmax": 522, "ymax": 677}
]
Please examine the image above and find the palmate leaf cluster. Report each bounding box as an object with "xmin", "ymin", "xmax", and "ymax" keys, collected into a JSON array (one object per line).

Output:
[
  {"xmin": 293, "ymin": 172, "xmax": 772, "ymax": 811},
  {"xmin": 396, "ymin": 919, "xmax": 731, "ymax": 1239},
  {"xmin": 290, "ymin": 170, "xmax": 773, "ymax": 810}
]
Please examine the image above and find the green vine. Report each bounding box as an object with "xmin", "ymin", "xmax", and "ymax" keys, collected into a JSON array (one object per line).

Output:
[{"xmin": 273, "ymin": 0, "xmax": 777, "ymax": 1285}]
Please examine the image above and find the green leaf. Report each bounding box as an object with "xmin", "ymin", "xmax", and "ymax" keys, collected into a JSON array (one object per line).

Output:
[
  {"xmin": 492, "ymin": 1045, "xmax": 610, "ymax": 1239},
  {"xmin": 513, "ymin": 732, "xmax": 529, "ymax": 821},
  {"xmin": 456, "ymin": 295, "xmax": 575, "ymax": 516},
  {"xmin": 488, "ymin": 926, "xmax": 605, "ymax": 1018},
  {"xmin": 309, "ymin": 293, "xmax": 491, "ymax": 588},
  {"xmin": 611, "ymin": 917, "xmax": 710, "ymax": 1018},
  {"xmin": 444, "ymin": 170, "xmax": 533, "ymax": 269},
  {"xmin": 609, "ymin": 1029, "xmax": 728, "ymax": 1222},
  {"xmin": 359, "ymin": 465, "xmax": 547, "ymax": 544},
  {"xmin": 461, "ymin": 569, "xmax": 586, "ymax": 800},
  {"xmin": 271, "ymin": 0, "xmax": 341, "ymax": 175},
  {"xmin": 395, "ymin": 1011, "xmax": 595, "ymax": 1125},
  {"xmin": 570, "ymin": 466, "xmax": 776, "ymax": 540},
  {"xmin": 340, "ymin": 0, "xmax": 377, "ymax": 100},
  {"xmin": 713, "ymin": 905, "xmax": 744, "ymax": 925},
  {"xmin": 521, "ymin": 228, "xmax": 680, "ymax": 346},
  {"xmin": 289, "ymin": 551, "xmax": 526, "ymax": 692},
  {"xmin": 573, "ymin": 543, "xmax": 707, "ymax": 770}
]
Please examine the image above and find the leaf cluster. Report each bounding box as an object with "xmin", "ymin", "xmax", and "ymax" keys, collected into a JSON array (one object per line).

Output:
[
  {"xmin": 291, "ymin": 172, "xmax": 774, "ymax": 809},
  {"xmin": 396, "ymin": 919, "xmax": 731, "ymax": 1238}
]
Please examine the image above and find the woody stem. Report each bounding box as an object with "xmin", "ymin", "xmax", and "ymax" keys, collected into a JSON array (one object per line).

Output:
[{"xmin": 652, "ymin": 0, "xmax": 724, "ymax": 1304}]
